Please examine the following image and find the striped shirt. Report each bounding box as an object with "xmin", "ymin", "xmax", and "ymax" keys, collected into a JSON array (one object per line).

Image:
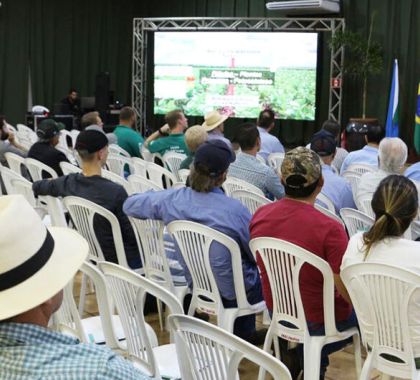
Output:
[{"xmin": 0, "ymin": 323, "xmax": 151, "ymax": 380}]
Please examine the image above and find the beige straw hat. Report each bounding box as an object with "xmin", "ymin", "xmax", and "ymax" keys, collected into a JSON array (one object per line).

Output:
[{"xmin": 202, "ymin": 110, "xmax": 228, "ymax": 132}]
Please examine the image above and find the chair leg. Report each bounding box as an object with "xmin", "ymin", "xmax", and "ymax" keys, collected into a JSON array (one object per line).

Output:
[
  {"xmin": 78, "ymin": 273, "xmax": 87, "ymax": 316},
  {"xmin": 156, "ymin": 299, "xmax": 164, "ymax": 331},
  {"xmin": 303, "ymin": 341, "xmax": 322, "ymax": 380},
  {"xmin": 262, "ymin": 309, "xmax": 271, "ymax": 325},
  {"xmin": 218, "ymin": 310, "xmax": 236, "ymax": 334},
  {"xmin": 359, "ymin": 353, "xmax": 373, "ymax": 380},
  {"xmin": 257, "ymin": 327, "xmax": 275, "ymax": 380},
  {"xmin": 353, "ymin": 333, "xmax": 362, "ymax": 378}
]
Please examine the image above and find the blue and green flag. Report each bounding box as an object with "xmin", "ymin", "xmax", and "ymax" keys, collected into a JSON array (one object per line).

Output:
[
  {"xmin": 415, "ymin": 83, "xmax": 420, "ymax": 154},
  {"xmin": 385, "ymin": 59, "xmax": 399, "ymax": 137}
]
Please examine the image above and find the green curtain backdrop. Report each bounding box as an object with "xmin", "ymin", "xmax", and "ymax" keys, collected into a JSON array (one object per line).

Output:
[{"xmin": 0, "ymin": 0, "xmax": 418, "ymax": 149}]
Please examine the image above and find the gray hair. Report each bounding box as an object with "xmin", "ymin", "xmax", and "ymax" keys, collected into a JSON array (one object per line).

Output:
[{"xmin": 378, "ymin": 137, "xmax": 408, "ymax": 173}]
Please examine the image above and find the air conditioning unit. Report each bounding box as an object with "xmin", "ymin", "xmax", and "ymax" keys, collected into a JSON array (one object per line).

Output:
[{"xmin": 266, "ymin": 0, "xmax": 340, "ymax": 14}]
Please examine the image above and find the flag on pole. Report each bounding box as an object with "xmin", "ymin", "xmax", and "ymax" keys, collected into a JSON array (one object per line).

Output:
[
  {"xmin": 415, "ymin": 83, "xmax": 420, "ymax": 154},
  {"xmin": 385, "ymin": 59, "xmax": 399, "ymax": 137}
]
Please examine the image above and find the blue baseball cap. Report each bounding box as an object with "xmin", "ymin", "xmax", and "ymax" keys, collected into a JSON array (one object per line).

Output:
[
  {"xmin": 194, "ymin": 140, "xmax": 235, "ymax": 177},
  {"xmin": 310, "ymin": 130, "xmax": 337, "ymax": 157}
]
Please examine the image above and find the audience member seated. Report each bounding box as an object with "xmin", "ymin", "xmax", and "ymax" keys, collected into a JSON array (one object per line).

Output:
[
  {"xmin": 0, "ymin": 115, "xmax": 27, "ymax": 166},
  {"xmin": 341, "ymin": 175, "xmax": 420, "ymax": 355},
  {"xmin": 60, "ymin": 88, "xmax": 81, "ymax": 117},
  {"xmin": 321, "ymin": 120, "xmax": 348, "ymax": 172},
  {"xmin": 113, "ymin": 107, "xmax": 144, "ymax": 157},
  {"xmin": 144, "ymin": 109, "xmax": 189, "ymax": 156},
  {"xmin": 340, "ymin": 123, "xmax": 384, "ymax": 174},
  {"xmin": 81, "ymin": 111, "xmax": 117, "ymax": 145},
  {"xmin": 250, "ymin": 147, "xmax": 355, "ymax": 379},
  {"xmin": 228, "ymin": 123, "xmax": 284, "ymax": 200},
  {"xmin": 32, "ymin": 130, "xmax": 141, "ymax": 270},
  {"xmin": 124, "ymin": 140, "xmax": 266, "ymax": 344},
  {"xmin": 0, "ymin": 196, "xmax": 151, "ymax": 379},
  {"xmin": 256, "ymin": 109, "xmax": 284, "ymax": 162},
  {"xmin": 28, "ymin": 119, "xmax": 69, "ymax": 177},
  {"xmin": 202, "ymin": 110, "xmax": 232, "ymax": 148},
  {"xmin": 310, "ymin": 130, "xmax": 355, "ymax": 213},
  {"xmin": 179, "ymin": 125, "xmax": 207, "ymax": 170},
  {"xmin": 357, "ymin": 137, "xmax": 407, "ymax": 204},
  {"xmin": 405, "ymin": 162, "xmax": 420, "ymax": 182}
]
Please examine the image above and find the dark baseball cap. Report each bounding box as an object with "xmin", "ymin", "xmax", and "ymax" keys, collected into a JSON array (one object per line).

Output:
[
  {"xmin": 310, "ymin": 130, "xmax": 337, "ymax": 157},
  {"xmin": 36, "ymin": 119, "xmax": 65, "ymax": 139},
  {"xmin": 194, "ymin": 140, "xmax": 235, "ymax": 177},
  {"xmin": 75, "ymin": 129, "xmax": 109, "ymax": 153}
]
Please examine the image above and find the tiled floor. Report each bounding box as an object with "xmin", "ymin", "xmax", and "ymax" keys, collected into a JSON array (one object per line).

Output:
[{"xmin": 73, "ymin": 274, "xmax": 390, "ymax": 380}]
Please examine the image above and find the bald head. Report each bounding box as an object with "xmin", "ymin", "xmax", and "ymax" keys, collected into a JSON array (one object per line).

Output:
[{"xmin": 378, "ymin": 137, "xmax": 407, "ymax": 173}]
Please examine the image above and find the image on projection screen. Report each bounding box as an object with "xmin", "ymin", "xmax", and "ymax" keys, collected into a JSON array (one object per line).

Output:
[{"xmin": 154, "ymin": 31, "xmax": 318, "ymax": 120}]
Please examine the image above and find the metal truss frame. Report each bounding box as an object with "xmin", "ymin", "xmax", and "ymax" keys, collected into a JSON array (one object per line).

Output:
[{"xmin": 132, "ymin": 17, "xmax": 345, "ymax": 133}]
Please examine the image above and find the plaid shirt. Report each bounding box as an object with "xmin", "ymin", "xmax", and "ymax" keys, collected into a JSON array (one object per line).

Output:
[{"xmin": 0, "ymin": 323, "xmax": 150, "ymax": 380}]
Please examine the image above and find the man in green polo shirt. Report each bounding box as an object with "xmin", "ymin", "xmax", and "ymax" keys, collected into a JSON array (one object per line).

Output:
[
  {"xmin": 144, "ymin": 109, "xmax": 189, "ymax": 156},
  {"xmin": 113, "ymin": 107, "xmax": 144, "ymax": 157}
]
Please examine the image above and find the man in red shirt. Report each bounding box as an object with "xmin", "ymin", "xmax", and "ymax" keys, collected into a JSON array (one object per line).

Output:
[{"xmin": 250, "ymin": 147, "xmax": 356, "ymax": 379}]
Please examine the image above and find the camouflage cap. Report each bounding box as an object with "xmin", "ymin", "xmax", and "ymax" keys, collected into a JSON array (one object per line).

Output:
[{"xmin": 281, "ymin": 147, "xmax": 321, "ymax": 189}]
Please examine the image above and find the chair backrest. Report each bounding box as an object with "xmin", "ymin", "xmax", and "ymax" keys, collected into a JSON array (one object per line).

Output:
[
  {"xmin": 147, "ymin": 161, "xmax": 177, "ymax": 189},
  {"xmin": 341, "ymin": 263, "xmax": 420, "ymax": 378},
  {"xmin": 60, "ymin": 161, "xmax": 82, "ymax": 175},
  {"xmin": 63, "ymin": 196, "xmax": 128, "ymax": 267},
  {"xmin": 69, "ymin": 129, "xmax": 80, "ymax": 146},
  {"xmin": 4, "ymin": 152, "xmax": 26, "ymax": 175},
  {"xmin": 223, "ymin": 176, "xmax": 265, "ymax": 197},
  {"xmin": 357, "ymin": 193, "xmax": 375, "ymax": 218},
  {"xmin": 249, "ymin": 237, "xmax": 339, "ymax": 341},
  {"xmin": 411, "ymin": 221, "xmax": 420, "ymax": 241},
  {"xmin": 128, "ymin": 174, "xmax": 163, "ymax": 193},
  {"xmin": 25, "ymin": 157, "xmax": 58, "ymax": 181},
  {"xmin": 109, "ymin": 143, "xmax": 131, "ymax": 158},
  {"xmin": 339, "ymin": 208, "xmax": 374, "ymax": 237},
  {"xmin": 162, "ymin": 152, "xmax": 187, "ymax": 181},
  {"xmin": 178, "ymin": 169, "xmax": 190, "ymax": 184},
  {"xmin": 167, "ymin": 220, "xmax": 249, "ymax": 315},
  {"xmin": 98, "ymin": 261, "xmax": 183, "ymax": 378},
  {"xmin": 38, "ymin": 195, "xmax": 67, "ymax": 227},
  {"xmin": 0, "ymin": 166, "xmax": 25, "ymax": 194},
  {"xmin": 316, "ymin": 192, "xmax": 336, "ymax": 213},
  {"xmin": 131, "ymin": 157, "xmax": 148, "ymax": 178},
  {"xmin": 168, "ymin": 314, "xmax": 292, "ymax": 380},
  {"xmin": 230, "ymin": 189, "xmax": 272, "ymax": 215},
  {"xmin": 314, "ymin": 203, "xmax": 346, "ymax": 229},
  {"xmin": 101, "ymin": 169, "xmax": 133, "ymax": 194},
  {"xmin": 267, "ymin": 152, "xmax": 285, "ymax": 172},
  {"xmin": 106, "ymin": 153, "xmax": 134, "ymax": 177},
  {"xmin": 10, "ymin": 177, "xmax": 37, "ymax": 207},
  {"xmin": 342, "ymin": 170, "xmax": 362, "ymax": 196},
  {"xmin": 129, "ymin": 218, "xmax": 175, "ymax": 293},
  {"xmin": 58, "ymin": 129, "xmax": 72, "ymax": 150},
  {"xmin": 347, "ymin": 163, "xmax": 376, "ymax": 176}
]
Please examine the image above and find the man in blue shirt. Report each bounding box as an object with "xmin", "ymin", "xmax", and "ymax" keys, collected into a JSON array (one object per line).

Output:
[
  {"xmin": 124, "ymin": 140, "xmax": 265, "ymax": 344},
  {"xmin": 405, "ymin": 162, "xmax": 420, "ymax": 182},
  {"xmin": 340, "ymin": 123, "xmax": 384, "ymax": 174},
  {"xmin": 311, "ymin": 130, "xmax": 356, "ymax": 214},
  {"xmin": 0, "ymin": 195, "xmax": 150, "ymax": 379},
  {"xmin": 256, "ymin": 109, "xmax": 284, "ymax": 162},
  {"xmin": 229, "ymin": 123, "xmax": 284, "ymax": 199}
]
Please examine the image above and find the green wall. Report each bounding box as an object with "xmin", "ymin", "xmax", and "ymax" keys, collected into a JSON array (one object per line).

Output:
[{"xmin": 0, "ymin": 0, "xmax": 418, "ymax": 149}]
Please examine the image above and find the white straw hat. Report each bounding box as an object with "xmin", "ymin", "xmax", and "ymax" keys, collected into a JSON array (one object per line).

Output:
[
  {"xmin": 0, "ymin": 195, "xmax": 88, "ymax": 320},
  {"xmin": 202, "ymin": 110, "xmax": 228, "ymax": 132}
]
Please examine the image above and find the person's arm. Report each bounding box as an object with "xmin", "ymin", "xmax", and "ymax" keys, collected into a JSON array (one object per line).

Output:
[
  {"xmin": 123, "ymin": 190, "xmax": 171, "ymax": 220},
  {"xmin": 7, "ymin": 132, "xmax": 28, "ymax": 153},
  {"xmin": 264, "ymin": 167, "xmax": 285, "ymax": 199},
  {"xmin": 144, "ymin": 124, "xmax": 170, "ymax": 149},
  {"xmin": 32, "ymin": 175, "xmax": 68, "ymax": 197}
]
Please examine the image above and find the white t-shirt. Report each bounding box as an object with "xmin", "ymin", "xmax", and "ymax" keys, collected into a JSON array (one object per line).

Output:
[{"xmin": 341, "ymin": 232, "xmax": 420, "ymax": 355}]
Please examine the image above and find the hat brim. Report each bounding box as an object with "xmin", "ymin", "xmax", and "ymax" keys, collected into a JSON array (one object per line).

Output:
[
  {"xmin": 202, "ymin": 114, "xmax": 228, "ymax": 132},
  {"xmin": 56, "ymin": 122, "xmax": 65, "ymax": 131},
  {"xmin": 0, "ymin": 227, "xmax": 88, "ymax": 320}
]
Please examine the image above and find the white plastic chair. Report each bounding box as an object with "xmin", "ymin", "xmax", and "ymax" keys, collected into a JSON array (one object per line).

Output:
[
  {"xmin": 342, "ymin": 170, "xmax": 362, "ymax": 197},
  {"xmin": 102, "ymin": 169, "xmax": 133, "ymax": 194},
  {"xmin": 341, "ymin": 263, "xmax": 420, "ymax": 380},
  {"xmin": 316, "ymin": 192, "xmax": 336, "ymax": 213},
  {"xmin": 223, "ymin": 176, "xmax": 265, "ymax": 197},
  {"xmin": 25, "ymin": 157, "xmax": 58, "ymax": 181},
  {"xmin": 106, "ymin": 153, "xmax": 135, "ymax": 177},
  {"xmin": 60, "ymin": 161, "xmax": 82, "ymax": 175},
  {"xmin": 131, "ymin": 157, "xmax": 148, "ymax": 178},
  {"xmin": 99, "ymin": 261, "xmax": 183, "ymax": 380},
  {"xmin": 128, "ymin": 174, "xmax": 163, "ymax": 193},
  {"xmin": 230, "ymin": 189, "xmax": 272, "ymax": 215},
  {"xmin": 346, "ymin": 163, "xmax": 376, "ymax": 176},
  {"xmin": 109, "ymin": 144, "xmax": 131, "ymax": 158},
  {"xmin": 167, "ymin": 220, "xmax": 266, "ymax": 333},
  {"xmin": 340, "ymin": 208, "xmax": 374, "ymax": 237},
  {"xmin": 69, "ymin": 129, "xmax": 80, "ymax": 146},
  {"xmin": 178, "ymin": 169, "xmax": 190, "ymax": 183},
  {"xmin": 357, "ymin": 193, "xmax": 375, "ymax": 218},
  {"xmin": 0, "ymin": 166, "xmax": 25, "ymax": 195},
  {"xmin": 249, "ymin": 237, "xmax": 361, "ymax": 380},
  {"xmin": 168, "ymin": 314, "xmax": 292, "ymax": 380},
  {"xmin": 314, "ymin": 203, "xmax": 346, "ymax": 229},
  {"xmin": 38, "ymin": 195, "xmax": 67, "ymax": 227},
  {"xmin": 147, "ymin": 162, "xmax": 177, "ymax": 189},
  {"xmin": 58, "ymin": 129, "xmax": 73, "ymax": 150},
  {"xmin": 268, "ymin": 152, "xmax": 285, "ymax": 172},
  {"xmin": 162, "ymin": 152, "xmax": 187, "ymax": 181},
  {"xmin": 4, "ymin": 152, "xmax": 26, "ymax": 175}
]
